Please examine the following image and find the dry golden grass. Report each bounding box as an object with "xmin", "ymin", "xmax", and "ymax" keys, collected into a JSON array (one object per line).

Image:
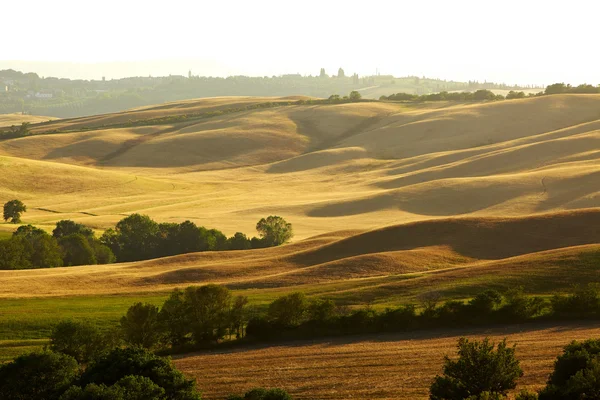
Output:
[
  {"xmin": 0, "ymin": 209, "xmax": 598, "ymax": 299},
  {"xmin": 0, "ymin": 113, "xmax": 57, "ymax": 127},
  {"xmin": 175, "ymin": 322, "xmax": 600, "ymax": 400}
]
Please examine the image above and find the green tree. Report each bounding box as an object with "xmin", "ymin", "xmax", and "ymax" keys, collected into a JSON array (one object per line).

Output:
[
  {"xmin": 539, "ymin": 339, "xmax": 600, "ymax": 399},
  {"xmin": 184, "ymin": 284, "xmax": 232, "ymax": 343},
  {"xmin": 158, "ymin": 289, "xmax": 189, "ymax": 346},
  {"xmin": 50, "ymin": 320, "xmax": 116, "ymax": 364},
  {"xmin": 53, "ymin": 220, "xmax": 94, "ymax": 239},
  {"xmin": 256, "ymin": 216, "xmax": 293, "ymax": 247},
  {"xmin": 0, "ymin": 351, "xmax": 79, "ymax": 400},
  {"xmin": 79, "ymin": 347, "xmax": 201, "ymax": 400},
  {"xmin": 3, "ymin": 199, "xmax": 27, "ymax": 223},
  {"xmin": 0, "ymin": 237, "xmax": 32, "ymax": 269},
  {"xmin": 120, "ymin": 303, "xmax": 163, "ymax": 349},
  {"xmin": 227, "ymin": 232, "xmax": 251, "ymax": 250},
  {"xmin": 430, "ymin": 337, "xmax": 523, "ymax": 400},
  {"xmin": 60, "ymin": 234, "xmax": 97, "ymax": 266},
  {"xmin": 14, "ymin": 228, "xmax": 63, "ymax": 269},
  {"xmin": 349, "ymin": 90, "xmax": 362, "ymax": 101},
  {"xmin": 268, "ymin": 292, "xmax": 307, "ymax": 327},
  {"xmin": 113, "ymin": 214, "xmax": 159, "ymax": 261},
  {"xmin": 230, "ymin": 295, "xmax": 249, "ymax": 339}
]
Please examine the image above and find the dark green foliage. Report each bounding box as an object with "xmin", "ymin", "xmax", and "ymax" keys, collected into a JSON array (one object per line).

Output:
[
  {"xmin": 381, "ymin": 89, "xmax": 501, "ymax": 103},
  {"xmin": 430, "ymin": 337, "xmax": 523, "ymax": 400},
  {"xmin": 256, "ymin": 216, "xmax": 293, "ymax": 247},
  {"xmin": 230, "ymin": 295, "xmax": 249, "ymax": 339},
  {"xmin": 267, "ymin": 292, "xmax": 307, "ymax": 327},
  {"xmin": 539, "ymin": 339, "xmax": 600, "ymax": 399},
  {"xmin": 184, "ymin": 284, "xmax": 232, "ymax": 343},
  {"xmin": 53, "ymin": 220, "xmax": 94, "ymax": 239},
  {"xmin": 90, "ymin": 240, "xmax": 116, "ymax": 264},
  {"xmin": 0, "ymin": 236, "xmax": 32, "ymax": 269},
  {"xmin": 3, "ymin": 199, "xmax": 27, "ymax": 223},
  {"xmin": 62, "ymin": 375, "xmax": 170, "ymax": 400},
  {"xmin": 506, "ymin": 91, "xmax": 526, "ymax": 99},
  {"xmin": 60, "ymin": 234, "xmax": 97, "ymax": 266},
  {"xmin": 227, "ymin": 232, "xmax": 252, "ymax": 250},
  {"xmin": 120, "ymin": 303, "xmax": 163, "ymax": 349},
  {"xmin": 80, "ymin": 347, "xmax": 201, "ymax": 400},
  {"xmin": 306, "ymin": 298, "xmax": 336, "ymax": 323},
  {"xmin": 158, "ymin": 289, "xmax": 189, "ymax": 346},
  {"xmin": 24, "ymin": 230, "xmax": 64, "ymax": 268},
  {"xmin": 468, "ymin": 290, "xmax": 502, "ymax": 314},
  {"xmin": 501, "ymin": 288, "xmax": 546, "ymax": 320},
  {"xmin": 0, "ymin": 351, "xmax": 79, "ymax": 400},
  {"xmin": 551, "ymin": 284, "xmax": 600, "ymax": 317},
  {"xmin": 50, "ymin": 320, "xmax": 117, "ymax": 363},
  {"xmin": 13, "ymin": 223, "xmax": 46, "ymax": 238},
  {"xmin": 113, "ymin": 214, "xmax": 160, "ymax": 262}
]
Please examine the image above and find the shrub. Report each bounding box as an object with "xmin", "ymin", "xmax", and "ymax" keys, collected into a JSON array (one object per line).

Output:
[
  {"xmin": 229, "ymin": 388, "xmax": 292, "ymax": 400},
  {"xmin": 61, "ymin": 375, "xmax": 167, "ymax": 400},
  {"xmin": 0, "ymin": 351, "xmax": 79, "ymax": 400},
  {"xmin": 430, "ymin": 337, "xmax": 523, "ymax": 400}
]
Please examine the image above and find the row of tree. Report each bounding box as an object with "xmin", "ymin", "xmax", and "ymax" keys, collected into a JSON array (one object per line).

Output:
[
  {"xmin": 105, "ymin": 284, "xmax": 600, "ymax": 354},
  {"xmin": 100, "ymin": 214, "xmax": 293, "ymax": 262},
  {"xmin": 0, "ymin": 210, "xmax": 293, "ymax": 269},
  {"xmin": 380, "ymin": 82, "xmax": 600, "ymax": 103}
]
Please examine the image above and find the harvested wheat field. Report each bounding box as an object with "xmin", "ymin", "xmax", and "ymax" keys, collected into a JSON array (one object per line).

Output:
[{"xmin": 175, "ymin": 322, "xmax": 600, "ymax": 400}]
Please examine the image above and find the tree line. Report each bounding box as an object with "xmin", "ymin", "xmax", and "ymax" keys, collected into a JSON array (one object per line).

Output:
[
  {"xmin": 380, "ymin": 82, "xmax": 600, "ymax": 103},
  {"xmin": 0, "ymin": 211, "xmax": 293, "ymax": 269},
  {"xmin": 75, "ymin": 283, "xmax": 600, "ymax": 355}
]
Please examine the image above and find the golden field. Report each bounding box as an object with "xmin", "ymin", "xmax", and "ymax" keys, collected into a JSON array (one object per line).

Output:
[{"xmin": 174, "ymin": 322, "xmax": 600, "ymax": 400}]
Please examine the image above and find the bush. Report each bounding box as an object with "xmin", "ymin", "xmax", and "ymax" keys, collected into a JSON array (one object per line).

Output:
[
  {"xmin": 0, "ymin": 351, "xmax": 79, "ymax": 400},
  {"xmin": 515, "ymin": 390, "xmax": 538, "ymax": 399},
  {"xmin": 120, "ymin": 303, "xmax": 163, "ymax": 349},
  {"xmin": 539, "ymin": 339, "xmax": 600, "ymax": 399},
  {"xmin": 50, "ymin": 320, "xmax": 117, "ymax": 363},
  {"xmin": 61, "ymin": 375, "xmax": 167, "ymax": 400},
  {"xmin": 229, "ymin": 388, "xmax": 292, "ymax": 400},
  {"xmin": 430, "ymin": 337, "xmax": 523, "ymax": 400},
  {"xmin": 80, "ymin": 347, "xmax": 201, "ymax": 400}
]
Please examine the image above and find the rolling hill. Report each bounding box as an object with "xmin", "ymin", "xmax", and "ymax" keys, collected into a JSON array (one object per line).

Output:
[{"xmin": 0, "ymin": 94, "xmax": 598, "ymax": 242}]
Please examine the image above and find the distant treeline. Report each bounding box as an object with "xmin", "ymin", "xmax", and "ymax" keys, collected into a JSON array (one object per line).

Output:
[
  {"xmin": 0, "ymin": 67, "xmax": 534, "ymax": 118},
  {"xmin": 100, "ymin": 283, "xmax": 600, "ymax": 354},
  {"xmin": 0, "ymin": 214, "xmax": 293, "ymax": 269},
  {"xmin": 380, "ymin": 82, "xmax": 600, "ymax": 102}
]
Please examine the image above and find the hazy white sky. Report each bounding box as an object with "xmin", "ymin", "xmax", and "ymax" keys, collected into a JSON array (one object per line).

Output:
[{"xmin": 2, "ymin": 0, "xmax": 598, "ymax": 84}]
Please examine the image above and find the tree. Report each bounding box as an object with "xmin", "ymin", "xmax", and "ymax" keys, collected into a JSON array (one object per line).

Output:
[
  {"xmin": 538, "ymin": 339, "xmax": 600, "ymax": 399},
  {"xmin": 158, "ymin": 289, "xmax": 189, "ymax": 347},
  {"xmin": 80, "ymin": 347, "xmax": 201, "ymax": 400},
  {"xmin": 3, "ymin": 199, "xmax": 27, "ymax": 223},
  {"xmin": 53, "ymin": 220, "xmax": 94, "ymax": 239},
  {"xmin": 468, "ymin": 290, "xmax": 502, "ymax": 314},
  {"xmin": 230, "ymin": 295, "xmax": 249, "ymax": 339},
  {"xmin": 349, "ymin": 91, "xmax": 362, "ymax": 101},
  {"xmin": 183, "ymin": 284, "xmax": 232, "ymax": 343},
  {"xmin": 255, "ymin": 216, "xmax": 293, "ymax": 247},
  {"xmin": 0, "ymin": 351, "xmax": 79, "ymax": 400},
  {"xmin": 61, "ymin": 375, "xmax": 167, "ymax": 400},
  {"xmin": 268, "ymin": 292, "xmax": 307, "ymax": 327},
  {"xmin": 14, "ymin": 228, "xmax": 64, "ymax": 269},
  {"xmin": 0, "ymin": 237, "xmax": 32, "ymax": 270},
  {"xmin": 50, "ymin": 320, "xmax": 117, "ymax": 364},
  {"xmin": 120, "ymin": 303, "xmax": 163, "ymax": 349},
  {"xmin": 227, "ymin": 232, "xmax": 251, "ymax": 250},
  {"xmin": 229, "ymin": 388, "xmax": 292, "ymax": 400},
  {"xmin": 59, "ymin": 234, "xmax": 97, "ymax": 266},
  {"xmin": 113, "ymin": 214, "xmax": 159, "ymax": 261},
  {"xmin": 430, "ymin": 337, "xmax": 523, "ymax": 400}
]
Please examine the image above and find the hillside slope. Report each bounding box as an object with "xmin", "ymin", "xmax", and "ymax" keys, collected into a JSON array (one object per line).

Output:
[
  {"xmin": 1, "ymin": 209, "xmax": 599, "ymax": 299},
  {"xmin": 0, "ymin": 94, "xmax": 598, "ymax": 240}
]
